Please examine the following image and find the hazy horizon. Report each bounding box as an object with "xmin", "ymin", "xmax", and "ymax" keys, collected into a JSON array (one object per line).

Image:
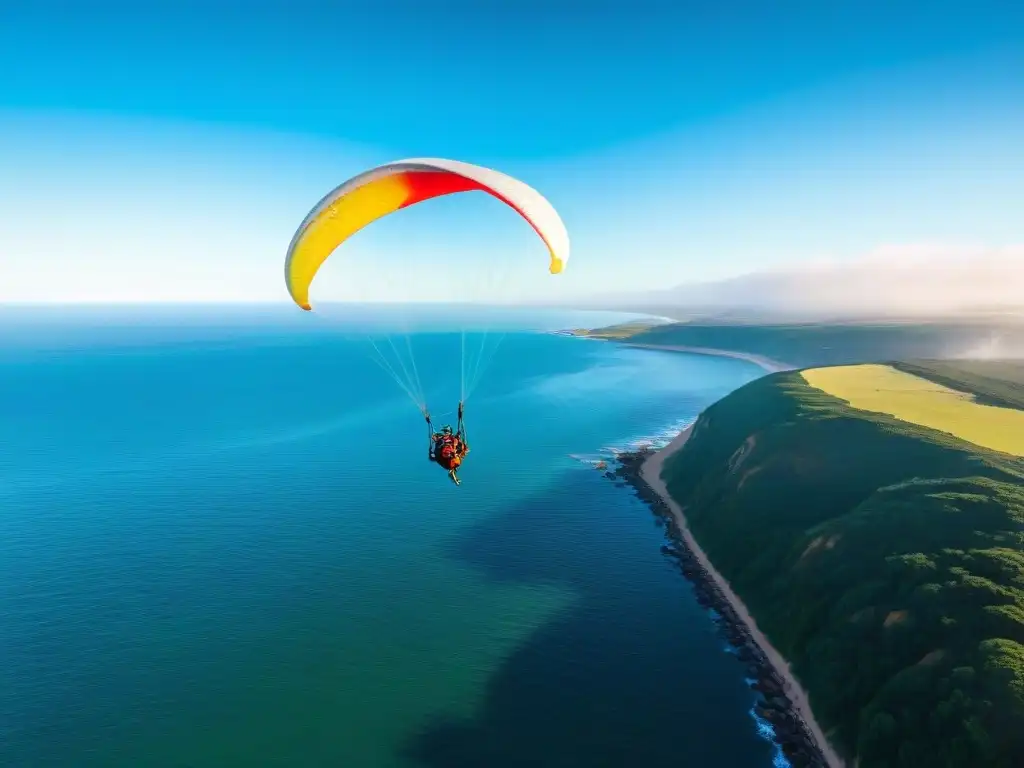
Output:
[{"xmin": 4, "ymin": 241, "xmax": 1022, "ymax": 325}]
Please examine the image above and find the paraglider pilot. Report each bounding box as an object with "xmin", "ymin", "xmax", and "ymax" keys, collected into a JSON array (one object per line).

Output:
[{"xmin": 427, "ymin": 403, "xmax": 470, "ymax": 486}]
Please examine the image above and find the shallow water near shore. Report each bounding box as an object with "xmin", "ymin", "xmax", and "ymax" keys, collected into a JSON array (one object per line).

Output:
[{"xmin": 2, "ymin": 306, "xmax": 778, "ymax": 767}]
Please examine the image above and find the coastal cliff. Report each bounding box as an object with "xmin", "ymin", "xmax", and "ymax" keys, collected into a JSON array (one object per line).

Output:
[{"xmin": 611, "ymin": 365, "xmax": 1024, "ymax": 767}]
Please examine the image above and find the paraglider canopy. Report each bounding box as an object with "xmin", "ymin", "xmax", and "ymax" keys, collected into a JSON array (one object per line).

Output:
[
  {"xmin": 282, "ymin": 157, "xmax": 569, "ymax": 454},
  {"xmin": 284, "ymin": 157, "xmax": 570, "ymax": 311}
]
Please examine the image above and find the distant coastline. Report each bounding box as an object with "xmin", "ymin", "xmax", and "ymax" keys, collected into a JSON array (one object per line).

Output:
[
  {"xmin": 623, "ymin": 342, "xmax": 793, "ymax": 374},
  {"xmin": 552, "ymin": 327, "xmax": 795, "ymax": 374}
]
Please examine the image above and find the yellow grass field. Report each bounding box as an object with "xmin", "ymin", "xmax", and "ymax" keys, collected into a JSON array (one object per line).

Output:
[{"xmin": 801, "ymin": 364, "xmax": 1024, "ymax": 457}]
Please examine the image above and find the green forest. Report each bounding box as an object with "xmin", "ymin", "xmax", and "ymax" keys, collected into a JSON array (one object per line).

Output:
[{"xmin": 660, "ymin": 363, "xmax": 1024, "ymax": 766}]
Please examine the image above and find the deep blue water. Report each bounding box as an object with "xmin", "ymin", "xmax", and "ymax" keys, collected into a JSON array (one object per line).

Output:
[{"xmin": 0, "ymin": 306, "xmax": 780, "ymax": 767}]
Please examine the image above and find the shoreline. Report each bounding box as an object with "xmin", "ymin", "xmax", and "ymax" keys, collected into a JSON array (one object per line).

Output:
[
  {"xmin": 622, "ymin": 343, "xmax": 795, "ymax": 374},
  {"xmin": 609, "ymin": 429, "xmax": 845, "ymax": 768},
  {"xmin": 550, "ymin": 330, "xmax": 795, "ymax": 374}
]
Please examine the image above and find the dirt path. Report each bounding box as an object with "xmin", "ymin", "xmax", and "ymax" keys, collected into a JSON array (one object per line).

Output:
[{"xmin": 640, "ymin": 425, "xmax": 846, "ymax": 768}]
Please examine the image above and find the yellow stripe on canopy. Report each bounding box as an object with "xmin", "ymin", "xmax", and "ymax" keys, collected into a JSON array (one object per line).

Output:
[{"xmin": 285, "ymin": 173, "xmax": 411, "ymax": 310}]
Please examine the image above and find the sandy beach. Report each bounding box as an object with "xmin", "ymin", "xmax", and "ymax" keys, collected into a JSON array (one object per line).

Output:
[
  {"xmin": 640, "ymin": 425, "xmax": 846, "ymax": 768},
  {"xmin": 624, "ymin": 343, "xmax": 795, "ymax": 374}
]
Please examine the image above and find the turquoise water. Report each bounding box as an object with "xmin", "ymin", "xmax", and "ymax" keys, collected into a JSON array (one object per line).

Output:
[{"xmin": 1, "ymin": 306, "xmax": 777, "ymax": 767}]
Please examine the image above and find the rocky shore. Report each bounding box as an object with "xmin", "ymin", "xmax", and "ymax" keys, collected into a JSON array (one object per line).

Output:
[{"xmin": 605, "ymin": 446, "xmax": 830, "ymax": 768}]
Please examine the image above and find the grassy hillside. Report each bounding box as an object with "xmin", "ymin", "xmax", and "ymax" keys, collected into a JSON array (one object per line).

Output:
[
  {"xmin": 892, "ymin": 360, "xmax": 1024, "ymax": 410},
  {"xmin": 580, "ymin": 321, "xmax": 1024, "ymax": 368},
  {"xmin": 802, "ymin": 364, "xmax": 1024, "ymax": 458},
  {"xmin": 660, "ymin": 367, "xmax": 1024, "ymax": 766}
]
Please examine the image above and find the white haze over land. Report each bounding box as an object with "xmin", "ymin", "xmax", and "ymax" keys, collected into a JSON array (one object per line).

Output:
[{"xmin": 610, "ymin": 244, "xmax": 1024, "ymax": 320}]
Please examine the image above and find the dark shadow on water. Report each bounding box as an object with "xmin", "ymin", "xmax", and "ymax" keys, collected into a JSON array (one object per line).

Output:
[{"xmin": 403, "ymin": 470, "xmax": 769, "ymax": 768}]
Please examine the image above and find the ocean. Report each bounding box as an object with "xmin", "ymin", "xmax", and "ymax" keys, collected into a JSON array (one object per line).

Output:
[{"xmin": 0, "ymin": 306, "xmax": 781, "ymax": 767}]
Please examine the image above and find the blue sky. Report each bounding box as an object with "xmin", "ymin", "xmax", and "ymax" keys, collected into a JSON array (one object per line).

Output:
[{"xmin": 1, "ymin": 1, "xmax": 1022, "ymax": 304}]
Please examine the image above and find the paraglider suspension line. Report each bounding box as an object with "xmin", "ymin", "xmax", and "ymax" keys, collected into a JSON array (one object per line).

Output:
[{"xmin": 364, "ymin": 336, "xmax": 428, "ymax": 413}]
